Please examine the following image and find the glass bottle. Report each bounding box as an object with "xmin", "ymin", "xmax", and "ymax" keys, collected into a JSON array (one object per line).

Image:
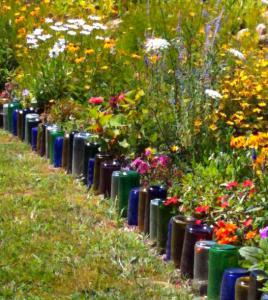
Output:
[
  {"xmin": 54, "ymin": 136, "xmax": 64, "ymax": 168},
  {"xmin": 180, "ymin": 223, "xmax": 213, "ymax": 279},
  {"xmin": 207, "ymin": 244, "xmax": 239, "ymax": 300},
  {"xmin": 111, "ymin": 171, "xmax": 121, "ymax": 200},
  {"xmin": 61, "ymin": 133, "xmax": 70, "ymax": 170},
  {"xmin": 118, "ymin": 171, "xmax": 140, "ymax": 217},
  {"xmin": 12, "ymin": 109, "xmax": 19, "ymax": 136},
  {"xmin": 92, "ymin": 153, "xmax": 112, "ymax": 191},
  {"xmin": 67, "ymin": 130, "xmax": 78, "ymax": 174},
  {"xmin": 72, "ymin": 132, "xmax": 91, "ymax": 177},
  {"xmin": 144, "ymin": 185, "xmax": 167, "ymax": 234},
  {"xmin": 83, "ymin": 142, "xmax": 100, "ymax": 184},
  {"xmin": 138, "ymin": 188, "xmax": 148, "ymax": 232},
  {"xmin": 235, "ymin": 276, "xmax": 250, "ymax": 300},
  {"xmin": 193, "ymin": 240, "xmax": 216, "ymax": 295},
  {"xmin": 220, "ymin": 268, "xmax": 249, "ymax": 300},
  {"xmin": 31, "ymin": 127, "xmax": 38, "ymax": 151},
  {"xmin": 171, "ymin": 215, "xmax": 196, "ymax": 268},
  {"xmin": 87, "ymin": 158, "xmax": 95, "ymax": 188},
  {"xmin": 25, "ymin": 113, "xmax": 39, "ymax": 143},
  {"xmin": 127, "ymin": 187, "xmax": 140, "ymax": 226},
  {"xmin": 49, "ymin": 130, "xmax": 64, "ymax": 165},
  {"xmin": 98, "ymin": 161, "xmax": 121, "ymax": 196},
  {"xmin": 149, "ymin": 199, "xmax": 162, "ymax": 242}
]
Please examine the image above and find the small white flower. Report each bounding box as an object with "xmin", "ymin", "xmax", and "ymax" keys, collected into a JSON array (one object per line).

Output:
[
  {"xmin": 67, "ymin": 30, "xmax": 77, "ymax": 36},
  {"xmin": 33, "ymin": 28, "xmax": 43, "ymax": 36},
  {"xmin": 145, "ymin": 37, "xmax": 170, "ymax": 53},
  {"xmin": 37, "ymin": 34, "xmax": 52, "ymax": 41},
  {"xmin": 228, "ymin": 48, "xmax": 245, "ymax": 60},
  {"xmin": 64, "ymin": 24, "xmax": 79, "ymax": 30},
  {"xmin": 26, "ymin": 37, "xmax": 38, "ymax": 45},
  {"xmin": 67, "ymin": 19, "xmax": 85, "ymax": 26},
  {"xmin": 29, "ymin": 44, "xmax": 39, "ymax": 49},
  {"xmin": 205, "ymin": 89, "xmax": 222, "ymax": 99},
  {"xmin": 88, "ymin": 15, "xmax": 101, "ymax": 21},
  {"xmin": 50, "ymin": 25, "xmax": 68, "ymax": 31},
  {"xmin": 49, "ymin": 38, "xmax": 66, "ymax": 58},
  {"xmin": 45, "ymin": 18, "xmax": 53, "ymax": 24},
  {"xmin": 95, "ymin": 35, "xmax": 105, "ymax": 40},
  {"xmin": 261, "ymin": 0, "xmax": 268, "ymax": 5},
  {"xmin": 80, "ymin": 30, "xmax": 91, "ymax": 35},
  {"xmin": 92, "ymin": 22, "xmax": 107, "ymax": 30},
  {"xmin": 82, "ymin": 24, "xmax": 93, "ymax": 31},
  {"xmin": 55, "ymin": 21, "xmax": 63, "ymax": 26}
]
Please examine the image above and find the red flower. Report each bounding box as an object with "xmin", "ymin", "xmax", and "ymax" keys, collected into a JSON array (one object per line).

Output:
[
  {"xmin": 243, "ymin": 180, "xmax": 254, "ymax": 188},
  {"xmin": 226, "ymin": 181, "xmax": 239, "ymax": 190},
  {"xmin": 243, "ymin": 218, "xmax": 253, "ymax": 227},
  {"xmin": 195, "ymin": 205, "xmax": 209, "ymax": 214},
  {"xmin": 221, "ymin": 201, "xmax": 229, "ymax": 209},
  {"xmin": 88, "ymin": 96, "xmax": 104, "ymax": 104},
  {"xmin": 195, "ymin": 220, "xmax": 202, "ymax": 225},
  {"xmin": 163, "ymin": 197, "xmax": 180, "ymax": 206}
]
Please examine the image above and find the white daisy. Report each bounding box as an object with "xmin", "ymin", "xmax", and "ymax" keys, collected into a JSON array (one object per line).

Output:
[
  {"xmin": 37, "ymin": 34, "xmax": 52, "ymax": 41},
  {"xmin": 80, "ymin": 30, "xmax": 91, "ymax": 35},
  {"xmin": 67, "ymin": 30, "xmax": 77, "ymax": 36},
  {"xmin": 228, "ymin": 48, "xmax": 245, "ymax": 60},
  {"xmin": 205, "ymin": 89, "xmax": 223, "ymax": 99},
  {"xmin": 45, "ymin": 18, "xmax": 53, "ymax": 24},
  {"xmin": 88, "ymin": 15, "xmax": 101, "ymax": 21},
  {"xmin": 33, "ymin": 28, "xmax": 43, "ymax": 36}
]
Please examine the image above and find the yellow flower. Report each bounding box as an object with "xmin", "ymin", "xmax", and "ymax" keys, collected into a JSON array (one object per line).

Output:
[
  {"xmin": 230, "ymin": 136, "xmax": 246, "ymax": 148},
  {"xmin": 15, "ymin": 16, "xmax": 25, "ymax": 24},
  {"xmin": 258, "ymin": 102, "xmax": 266, "ymax": 107},
  {"xmin": 67, "ymin": 44, "xmax": 79, "ymax": 53},
  {"xmin": 170, "ymin": 145, "xmax": 179, "ymax": 153},
  {"xmin": 194, "ymin": 119, "xmax": 202, "ymax": 128},
  {"xmin": 101, "ymin": 66, "xmax": 108, "ymax": 70},
  {"xmin": 131, "ymin": 54, "xmax": 141, "ymax": 59},
  {"xmin": 149, "ymin": 55, "xmax": 160, "ymax": 64},
  {"xmin": 104, "ymin": 39, "xmax": 116, "ymax": 49},
  {"xmin": 253, "ymin": 108, "xmax": 261, "ymax": 114},
  {"xmin": 75, "ymin": 57, "xmax": 85, "ymax": 64},
  {"xmin": 84, "ymin": 49, "xmax": 95, "ymax": 55},
  {"xmin": 209, "ymin": 124, "xmax": 218, "ymax": 131}
]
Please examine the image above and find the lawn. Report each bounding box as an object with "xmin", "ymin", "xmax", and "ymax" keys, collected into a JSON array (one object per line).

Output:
[{"xmin": 0, "ymin": 130, "xmax": 192, "ymax": 299}]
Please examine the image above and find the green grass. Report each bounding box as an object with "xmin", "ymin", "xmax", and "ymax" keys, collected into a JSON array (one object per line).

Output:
[{"xmin": 0, "ymin": 130, "xmax": 192, "ymax": 300}]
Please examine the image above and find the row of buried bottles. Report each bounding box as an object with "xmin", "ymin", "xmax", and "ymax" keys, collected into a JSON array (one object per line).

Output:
[{"xmin": 1, "ymin": 101, "xmax": 268, "ymax": 300}]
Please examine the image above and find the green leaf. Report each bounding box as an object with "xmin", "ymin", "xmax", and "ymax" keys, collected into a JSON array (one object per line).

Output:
[{"xmin": 118, "ymin": 139, "xmax": 130, "ymax": 148}]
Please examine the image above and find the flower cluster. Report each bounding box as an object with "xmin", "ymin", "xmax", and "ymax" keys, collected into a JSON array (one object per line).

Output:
[
  {"xmin": 130, "ymin": 148, "xmax": 172, "ymax": 186},
  {"xmin": 214, "ymin": 220, "xmax": 238, "ymax": 244},
  {"xmin": 144, "ymin": 38, "xmax": 170, "ymax": 53}
]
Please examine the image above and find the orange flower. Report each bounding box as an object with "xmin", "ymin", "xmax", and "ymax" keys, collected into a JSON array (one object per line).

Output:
[{"xmin": 245, "ymin": 231, "xmax": 257, "ymax": 240}]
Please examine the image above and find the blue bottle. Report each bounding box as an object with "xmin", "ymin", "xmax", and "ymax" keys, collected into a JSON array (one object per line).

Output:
[
  {"xmin": 54, "ymin": 136, "xmax": 64, "ymax": 168},
  {"xmin": 220, "ymin": 268, "xmax": 249, "ymax": 300},
  {"xmin": 31, "ymin": 127, "xmax": 38, "ymax": 151},
  {"xmin": 127, "ymin": 188, "xmax": 140, "ymax": 226},
  {"xmin": 87, "ymin": 158, "xmax": 95, "ymax": 188}
]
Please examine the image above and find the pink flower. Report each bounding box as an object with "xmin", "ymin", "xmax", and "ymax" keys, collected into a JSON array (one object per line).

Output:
[
  {"xmin": 118, "ymin": 93, "xmax": 125, "ymax": 101},
  {"xmin": 88, "ymin": 96, "xmax": 104, "ymax": 104},
  {"xmin": 243, "ymin": 218, "xmax": 253, "ymax": 227},
  {"xmin": 243, "ymin": 179, "xmax": 254, "ymax": 188},
  {"xmin": 137, "ymin": 161, "xmax": 150, "ymax": 174},
  {"xmin": 130, "ymin": 158, "xmax": 143, "ymax": 169},
  {"xmin": 226, "ymin": 181, "xmax": 239, "ymax": 190},
  {"xmin": 145, "ymin": 147, "xmax": 152, "ymax": 157},
  {"xmin": 158, "ymin": 155, "xmax": 169, "ymax": 167}
]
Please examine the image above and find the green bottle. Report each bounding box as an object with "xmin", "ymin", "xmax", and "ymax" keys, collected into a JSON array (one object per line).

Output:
[
  {"xmin": 207, "ymin": 244, "xmax": 239, "ymax": 300},
  {"xmin": 118, "ymin": 171, "xmax": 140, "ymax": 217},
  {"xmin": 49, "ymin": 130, "xmax": 64, "ymax": 165}
]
